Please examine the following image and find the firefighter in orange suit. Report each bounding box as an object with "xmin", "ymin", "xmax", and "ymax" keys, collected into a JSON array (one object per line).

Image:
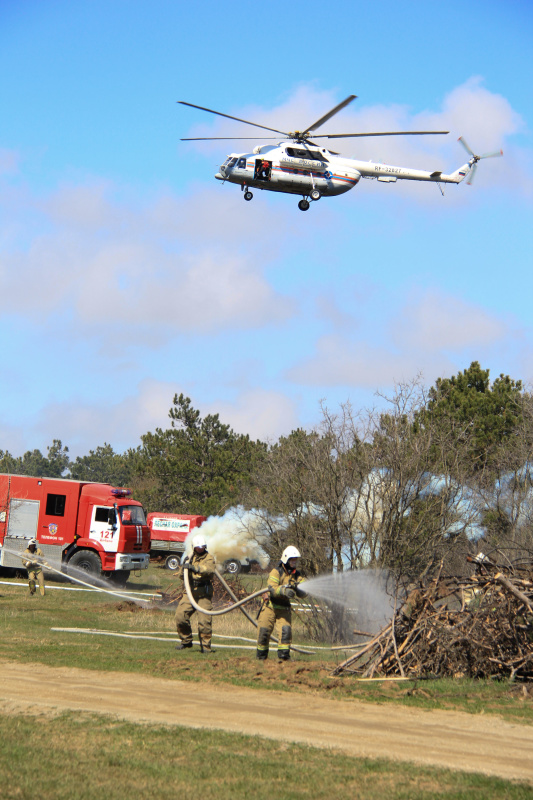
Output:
[
  {"xmin": 22, "ymin": 538, "xmax": 46, "ymax": 596},
  {"xmin": 256, "ymin": 546, "xmax": 306, "ymax": 661},
  {"xmin": 175, "ymin": 533, "xmax": 216, "ymax": 653}
]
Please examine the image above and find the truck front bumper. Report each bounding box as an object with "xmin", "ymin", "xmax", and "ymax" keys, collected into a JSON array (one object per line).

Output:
[{"xmin": 115, "ymin": 553, "xmax": 150, "ymax": 571}]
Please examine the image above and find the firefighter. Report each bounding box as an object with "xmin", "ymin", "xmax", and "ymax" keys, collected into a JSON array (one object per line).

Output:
[
  {"xmin": 256, "ymin": 545, "xmax": 306, "ymax": 661},
  {"xmin": 175, "ymin": 533, "xmax": 216, "ymax": 653},
  {"xmin": 22, "ymin": 538, "xmax": 46, "ymax": 597}
]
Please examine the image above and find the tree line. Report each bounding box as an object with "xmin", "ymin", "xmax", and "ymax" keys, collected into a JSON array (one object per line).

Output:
[{"xmin": 2, "ymin": 364, "xmax": 532, "ymax": 581}]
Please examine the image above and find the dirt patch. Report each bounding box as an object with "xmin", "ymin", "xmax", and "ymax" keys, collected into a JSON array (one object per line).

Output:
[{"xmin": 0, "ymin": 658, "xmax": 532, "ymax": 784}]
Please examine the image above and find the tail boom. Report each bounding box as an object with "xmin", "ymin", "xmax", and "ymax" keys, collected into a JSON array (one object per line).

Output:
[{"xmin": 353, "ymin": 159, "xmax": 471, "ymax": 184}]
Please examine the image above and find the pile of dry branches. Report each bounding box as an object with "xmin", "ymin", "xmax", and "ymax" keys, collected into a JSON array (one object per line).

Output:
[{"xmin": 332, "ymin": 559, "xmax": 533, "ymax": 680}]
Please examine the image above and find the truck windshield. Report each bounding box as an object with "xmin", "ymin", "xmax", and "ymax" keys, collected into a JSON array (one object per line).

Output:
[{"xmin": 119, "ymin": 506, "xmax": 147, "ymax": 525}]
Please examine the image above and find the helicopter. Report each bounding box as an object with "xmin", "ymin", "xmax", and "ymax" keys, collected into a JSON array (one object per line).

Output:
[{"xmin": 179, "ymin": 95, "xmax": 503, "ymax": 210}]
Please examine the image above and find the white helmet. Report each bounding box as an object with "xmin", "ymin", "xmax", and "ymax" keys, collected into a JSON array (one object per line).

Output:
[
  {"xmin": 281, "ymin": 546, "xmax": 301, "ymax": 564},
  {"xmin": 28, "ymin": 538, "xmax": 37, "ymax": 547},
  {"xmin": 192, "ymin": 533, "xmax": 207, "ymax": 549}
]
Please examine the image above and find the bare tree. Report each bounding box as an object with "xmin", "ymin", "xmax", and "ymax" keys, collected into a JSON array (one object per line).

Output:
[
  {"xmin": 371, "ymin": 379, "xmax": 479, "ymax": 581},
  {"xmin": 244, "ymin": 378, "xmax": 481, "ymax": 584}
]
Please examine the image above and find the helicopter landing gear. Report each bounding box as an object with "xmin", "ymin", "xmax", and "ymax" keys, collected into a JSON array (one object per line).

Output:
[
  {"xmin": 244, "ymin": 191, "xmax": 253, "ymax": 201},
  {"xmin": 298, "ymin": 199, "xmax": 310, "ymax": 211},
  {"xmin": 310, "ymin": 189, "xmax": 321, "ymax": 201}
]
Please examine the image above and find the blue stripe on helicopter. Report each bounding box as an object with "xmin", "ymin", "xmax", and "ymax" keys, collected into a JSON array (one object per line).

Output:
[{"xmin": 245, "ymin": 163, "xmax": 358, "ymax": 185}]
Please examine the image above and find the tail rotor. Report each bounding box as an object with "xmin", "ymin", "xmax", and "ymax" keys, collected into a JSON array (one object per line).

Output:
[{"xmin": 458, "ymin": 136, "xmax": 503, "ymax": 185}]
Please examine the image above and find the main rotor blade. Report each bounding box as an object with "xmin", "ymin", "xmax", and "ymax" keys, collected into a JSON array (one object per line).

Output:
[
  {"xmin": 181, "ymin": 136, "xmax": 282, "ymax": 141},
  {"xmin": 178, "ymin": 101, "xmax": 289, "ymax": 137},
  {"xmin": 311, "ymin": 130, "xmax": 449, "ymax": 139},
  {"xmin": 481, "ymin": 149, "xmax": 504, "ymax": 159},
  {"xmin": 303, "ymin": 95, "xmax": 357, "ymax": 134}
]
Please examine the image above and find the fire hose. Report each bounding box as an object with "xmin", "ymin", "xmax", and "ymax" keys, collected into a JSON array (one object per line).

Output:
[
  {"xmin": 183, "ymin": 566, "xmax": 315, "ymax": 655},
  {"xmin": 8, "ymin": 546, "xmax": 315, "ymax": 653},
  {"xmin": 8, "ymin": 548, "xmax": 147, "ymax": 604}
]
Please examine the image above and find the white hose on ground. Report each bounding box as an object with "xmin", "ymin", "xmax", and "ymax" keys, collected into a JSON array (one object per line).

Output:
[{"xmin": 184, "ymin": 567, "xmax": 315, "ymax": 655}]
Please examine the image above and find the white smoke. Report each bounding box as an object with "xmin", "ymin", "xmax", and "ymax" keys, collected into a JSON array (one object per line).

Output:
[{"xmin": 183, "ymin": 507, "xmax": 270, "ymax": 568}]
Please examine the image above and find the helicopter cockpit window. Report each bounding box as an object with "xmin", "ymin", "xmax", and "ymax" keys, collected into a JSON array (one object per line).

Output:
[
  {"xmin": 236, "ymin": 157, "xmax": 247, "ymax": 169},
  {"xmin": 227, "ymin": 157, "xmax": 238, "ymax": 169}
]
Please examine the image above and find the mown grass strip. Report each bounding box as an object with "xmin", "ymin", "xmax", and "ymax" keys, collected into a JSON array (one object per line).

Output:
[{"xmin": 1, "ymin": 710, "xmax": 531, "ymax": 800}]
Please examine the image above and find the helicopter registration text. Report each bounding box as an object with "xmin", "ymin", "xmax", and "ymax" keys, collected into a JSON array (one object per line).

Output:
[{"xmin": 279, "ymin": 156, "xmax": 326, "ymax": 171}]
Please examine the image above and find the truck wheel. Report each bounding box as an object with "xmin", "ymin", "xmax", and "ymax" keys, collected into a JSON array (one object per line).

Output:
[
  {"xmin": 68, "ymin": 550, "xmax": 102, "ymax": 583},
  {"xmin": 109, "ymin": 570, "xmax": 128, "ymax": 588},
  {"xmin": 223, "ymin": 559, "xmax": 241, "ymax": 575},
  {"xmin": 165, "ymin": 555, "xmax": 181, "ymax": 571}
]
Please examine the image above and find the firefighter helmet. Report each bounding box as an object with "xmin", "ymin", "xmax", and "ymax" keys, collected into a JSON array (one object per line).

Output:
[
  {"xmin": 281, "ymin": 546, "xmax": 301, "ymax": 564},
  {"xmin": 192, "ymin": 533, "xmax": 207, "ymax": 549},
  {"xmin": 28, "ymin": 538, "xmax": 37, "ymax": 547}
]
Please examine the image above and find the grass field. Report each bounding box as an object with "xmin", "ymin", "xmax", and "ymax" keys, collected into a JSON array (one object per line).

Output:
[
  {"xmin": 2, "ymin": 710, "xmax": 533, "ymax": 800},
  {"xmin": 1, "ymin": 564, "xmax": 532, "ymax": 798}
]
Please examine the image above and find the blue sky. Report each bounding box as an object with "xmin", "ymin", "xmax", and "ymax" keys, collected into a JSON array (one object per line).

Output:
[{"xmin": 0, "ymin": 0, "xmax": 531, "ymax": 457}]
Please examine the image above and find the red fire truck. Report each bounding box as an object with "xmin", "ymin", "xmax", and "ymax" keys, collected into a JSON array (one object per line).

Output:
[
  {"xmin": 147, "ymin": 512, "xmax": 259, "ymax": 574},
  {"xmin": 0, "ymin": 474, "xmax": 150, "ymax": 584},
  {"xmin": 147, "ymin": 512, "xmax": 206, "ymax": 571}
]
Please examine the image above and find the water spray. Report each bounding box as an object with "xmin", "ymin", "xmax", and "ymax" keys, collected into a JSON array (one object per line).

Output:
[
  {"xmin": 2, "ymin": 546, "xmax": 151, "ymax": 607},
  {"xmin": 302, "ymin": 568, "xmax": 400, "ymax": 635}
]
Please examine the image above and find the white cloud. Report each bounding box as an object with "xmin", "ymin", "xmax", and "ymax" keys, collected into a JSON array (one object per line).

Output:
[
  {"xmin": 24, "ymin": 381, "xmax": 300, "ymax": 456},
  {"xmin": 45, "ymin": 181, "xmax": 122, "ymax": 229},
  {"xmin": 391, "ymin": 289, "xmax": 508, "ymax": 350},
  {"xmin": 286, "ymin": 334, "xmax": 452, "ymax": 388},
  {"xmin": 205, "ymin": 389, "xmax": 299, "ymax": 443},
  {"xmin": 286, "ymin": 288, "xmax": 516, "ymax": 389},
  {"xmin": 434, "ymin": 78, "xmax": 524, "ymax": 152},
  {"xmin": 0, "ymin": 181, "xmax": 295, "ymax": 334},
  {"xmin": 32, "ymin": 378, "xmax": 181, "ymax": 456}
]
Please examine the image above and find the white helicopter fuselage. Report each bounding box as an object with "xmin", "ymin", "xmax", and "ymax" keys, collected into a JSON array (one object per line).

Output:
[{"xmin": 215, "ymin": 141, "xmax": 471, "ymax": 200}]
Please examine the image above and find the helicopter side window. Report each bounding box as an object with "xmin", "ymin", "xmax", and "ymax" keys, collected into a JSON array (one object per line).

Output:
[
  {"xmin": 236, "ymin": 157, "xmax": 247, "ymax": 169},
  {"xmin": 286, "ymin": 147, "xmax": 328, "ymax": 162},
  {"xmin": 227, "ymin": 157, "xmax": 238, "ymax": 169}
]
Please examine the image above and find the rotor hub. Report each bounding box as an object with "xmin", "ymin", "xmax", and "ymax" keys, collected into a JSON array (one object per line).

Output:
[{"xmin": 289, "ymin": 130, "xmax": 309, "ymax": 142}]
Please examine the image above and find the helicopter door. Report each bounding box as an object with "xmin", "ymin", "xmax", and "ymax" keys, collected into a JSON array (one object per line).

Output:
[{"xmin": 254, "ymin": 158, "xmax": 271, "ymax": 182}]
